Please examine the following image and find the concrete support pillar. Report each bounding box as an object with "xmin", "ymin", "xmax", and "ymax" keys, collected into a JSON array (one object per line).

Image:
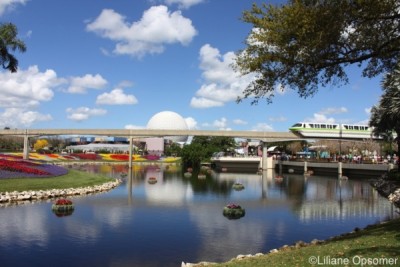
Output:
[
  {"xmin": 23, "ymin": 135, "xmax": 29, "ymax": 160},
  {"xmin": 128, "ymin": 137, "xmax": 133, "ymax": 169},
  {"xmin": 338, "ymin": 162, "xmax": 343, "ymax": 177},
  {"xmin": 304, "ymin": 161, "xmax": 308, "ymax": 174},
  {"xmin": 262, "ymin": 142, "xmax": 268, "ymax": 170}
]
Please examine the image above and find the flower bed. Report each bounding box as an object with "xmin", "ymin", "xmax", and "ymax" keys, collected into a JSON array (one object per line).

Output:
[
  {"xmin": 109, "ymin": 154, "xmax": 130, "ymax": 161},
  {"xmin": 144, "ymin": 155, "xmax": 160, "ymax": 161},
  {"xmin": 0, "ymin": 159, "xmax": 68, "ymax": 179},
  {"xmin": 223, "ymin": 203, "xmax": 245, "ymax": 220}
]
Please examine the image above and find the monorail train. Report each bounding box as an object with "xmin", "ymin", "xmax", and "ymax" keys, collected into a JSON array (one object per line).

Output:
[{"xmin": 289, "ymin": 122, "xmax": 380, "ymax": 139}]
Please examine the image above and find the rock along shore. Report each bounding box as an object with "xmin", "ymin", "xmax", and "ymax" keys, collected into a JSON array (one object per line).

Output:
[{"xmin": 0, "ymin": 179, "xmax": 122, "ymax": 206}]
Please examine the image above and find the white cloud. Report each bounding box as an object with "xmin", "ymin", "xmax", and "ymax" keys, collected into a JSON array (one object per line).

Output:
[
  {"xmin": 66, "ymin": 107, "xmax": 107, "ymax": 122},
  {"xmin": 190, "ymin": 96, "xmax": 224, "ymax": 108},
  {"xmin": 364, "ymin": 107, "xmax": 372, "ymax": 115},
  {"xmin": 67, "ymin": 74, "xmax": 107, "ymax": 94},
  {"xmin": 305, "ymin": 113, "xmax": 336, "ymax": 124},
  {"xmin": 190, "ymin": 44, "xmax": 256, "ymax": 108},
  {"xmin": 0, "ymin": 65, "xmax": 56, "ymax": 108},
  {"xmin": 252, "ymin": 123, "xmax": 274, "ymax": 132},
  {"xmin": 275, "ymin": 83, "xmax": 288, "ymax": 95},
  {"xmin": 86, "ymin": 6, "xmax": 197, "ymax": 58},
  {"xmin": 233, "ymin": 119, "xmax": 247, "ymax": 125},
  {"xmin": 303, "ymin": 107, "xmax": 348, "ymax": 124},
  {"xmin": 0, "ymin": 65, "xmax": 58, "ymax": 128},
  {"xmin": 0, "ymin": 0, "xmax": 27, "ymax": 16},
  {"xmin": 0, "ymin": 108, "xmax": 52, "ymax": 128},
  {"xmin": 319, "ymin": 107, "xmax": 348, "ymax": 115},
  {"xmin": 184, "ymin": 117, "xmax": 197, "ymax": 129},
  {"xmin": 96, "ymin": 88, "xmax": 138, "ymax": 105},
  {"xmin": 164, "ymin": 0, "xmax": 205, "ymax": 9},
  {"xmin": 212, "ymin": 117, "xmax": 231, "ymax": 130},
  {"xmin": 268, "ymin": 116, "xmax": 287, "ymax": 122}
]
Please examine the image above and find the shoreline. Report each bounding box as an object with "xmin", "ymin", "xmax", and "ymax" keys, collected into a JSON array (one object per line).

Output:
[{"xmin": 0, "ymin": 179, "xmax": 122, "ymax": 207}]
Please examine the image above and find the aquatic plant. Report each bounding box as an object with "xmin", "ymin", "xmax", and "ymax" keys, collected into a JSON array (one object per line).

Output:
[{"xmin": 232, "ymin": 182, "xmax": 245, "ymax": 191}]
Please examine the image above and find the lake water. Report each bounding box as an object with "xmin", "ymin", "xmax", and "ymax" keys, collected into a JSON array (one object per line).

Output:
[{"xmin": 0, "ymin": 163, "xmax": 398, "ymax": 267}]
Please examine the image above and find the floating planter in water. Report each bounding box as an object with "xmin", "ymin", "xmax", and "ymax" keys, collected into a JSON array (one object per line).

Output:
[
  {"xmin": 148, "ymin": 177, "xmax": 158, "ymax": 184},
  {"xmin": 223, "ymin": 203, "xmax": 245, "ymax": 220},
  {"xmin": 232, "ymin": 182, "xmax": 245, "ymax": 191},
  {"xmin": 52, "ymin": 199, "xmax": 74, "ymax": 217}
]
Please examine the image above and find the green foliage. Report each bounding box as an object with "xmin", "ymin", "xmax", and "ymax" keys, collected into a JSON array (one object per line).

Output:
[
  {"xmin": 235, "ymin": 0, "xmax": 400, "ymax": 104},
  {"xmin": 181, "ymin": 136, "xmax": 236, "ymax": 168},
  {"xmin": 191, "ymin": 136, "xmax": 236, "ymax": 153},
  {"xmin": 181, "ymin": 143, "xmax": 208, "ymax": 169},
  {"xmin": 0, "ymin": 23, "xmax": 26, "ymax": 72},
  {"xmin": 0, "ymin": 136, "xmax": 23, "ymax": 151},
  {"xmin": 369, "ymin": 61, "xmax": 400, "ymax": 170},
  {"xmin": 164, "ymin": 142, "xmax": 182, "ymax": 157}
]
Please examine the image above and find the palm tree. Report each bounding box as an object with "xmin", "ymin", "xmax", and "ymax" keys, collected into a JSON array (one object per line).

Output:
[
  {"xmin": 0, "ymin": 23, "xmax": 26, "ymax": 72},
  {"xmin": 369, "ymin": 62, "xmax": 400, "ymax": 171}
]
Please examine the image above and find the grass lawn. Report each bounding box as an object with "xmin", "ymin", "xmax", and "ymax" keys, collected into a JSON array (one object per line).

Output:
[
  {"xmin": 208, "ymin": 217, "xmax": 400, "ymax": 267},
  {"xmin": 0, "ymin": 169, "xmax": 114, "ymax": 192}
]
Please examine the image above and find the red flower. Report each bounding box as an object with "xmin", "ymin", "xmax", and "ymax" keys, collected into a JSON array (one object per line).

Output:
[
  {"xmin": 226, "ymin": 203, "xmax": 241, "ymax": 209},
  {"xmin": 55, "ymin": 199, "xmax": 73, "ymax": 205}
]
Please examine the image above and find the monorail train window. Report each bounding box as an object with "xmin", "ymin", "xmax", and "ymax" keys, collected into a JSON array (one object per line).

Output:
[
  {"xmin": 354, "ymin": 126, "xmax": 359, "ymax": 130},
  {"xmin": 293, "ymin": 123, "xmax": 303, "ymax": 127},
  {"xmin": 321, "ymin": 124, "xmax": 326, "ymax": 128},
  {"xmin": 309, "ymin": 124, "xmax": 314, "ymax": 128},
  {"xmin": 343, "ymin": 125, "xmax": 348, "ymax": 129}
]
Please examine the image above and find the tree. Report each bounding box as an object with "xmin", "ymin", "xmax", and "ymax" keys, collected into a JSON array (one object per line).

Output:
[
  {"xmin": 0, "ymin": 23, "xmax": 26, "ymax": 72},
  {"xmin": 164, "ymin": 142, "xmax": 182, "ymax": 157},
  {"xmin": 235, "ymin": 0, "xmax": 400, "ymax": 104},
  {"xmin": 181, "ymin": 143, "xmax": 208, "ymax": 169},
  {"xmin": 181, "ymin": 136, "xmax": 236, "ymax": 169},
  {"xmin": 369, "ymin": 62, "xmax": 400, "ymax": 171}
]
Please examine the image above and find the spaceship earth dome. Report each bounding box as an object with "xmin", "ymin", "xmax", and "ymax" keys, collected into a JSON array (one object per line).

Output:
[{"xmin": 146, "ymin": 111, "xmax": 188, "ymax": 142}]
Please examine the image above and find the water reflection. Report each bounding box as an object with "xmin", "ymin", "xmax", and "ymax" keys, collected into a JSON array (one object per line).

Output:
[{"xmin": 0, "ymin": 163, "xmax": 398, "ymax": 267}]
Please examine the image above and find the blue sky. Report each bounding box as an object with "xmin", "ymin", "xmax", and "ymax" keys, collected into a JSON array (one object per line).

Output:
[{"xmin": 0, "ymin": 0, "xmax": 382, "ymax": 132}]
